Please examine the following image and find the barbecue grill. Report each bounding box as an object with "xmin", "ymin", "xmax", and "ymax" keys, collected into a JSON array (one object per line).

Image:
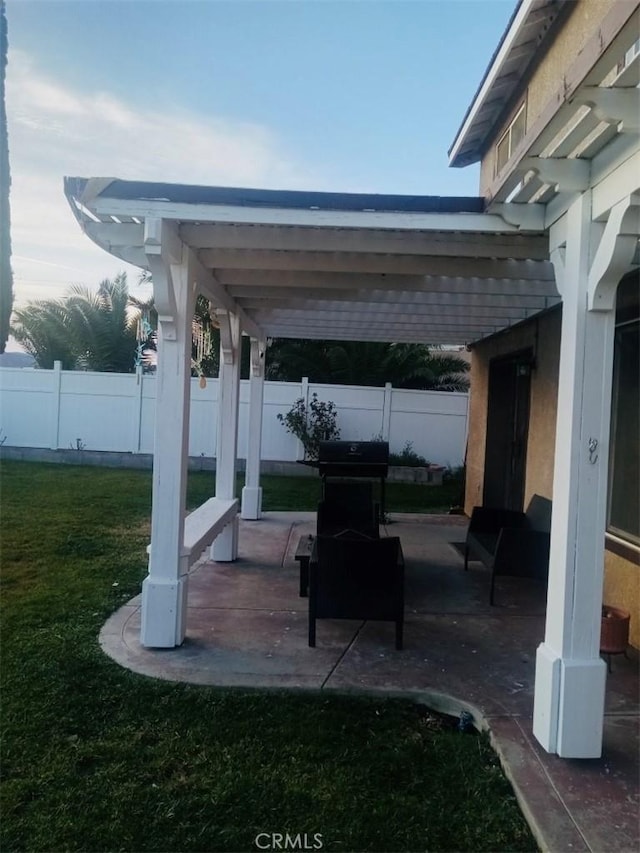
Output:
[
  {"xmin": 317, "ymin": 440, "xmax": 389, "ymax": 478},
  {"xmin": 316, "ymin": 440, "xmax": 389, "ymax": 519}
]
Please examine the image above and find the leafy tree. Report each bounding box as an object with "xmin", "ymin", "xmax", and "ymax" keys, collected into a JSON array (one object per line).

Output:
[
  {"xmin": 266, "ymin": 339, "xmax": 469, "ymax": 391},
  {"xmin": 0, "ymin": 0, "xmax": 12, "ymax": 354},
  {"xmin": 11, "ymin": 273, "xmax": 155, "ymax": 371}
]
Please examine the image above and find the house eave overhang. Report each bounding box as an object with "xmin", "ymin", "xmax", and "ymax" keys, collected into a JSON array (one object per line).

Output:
[
  {"xmin": 484, "ymin": 2, "xmax": 640, "ymax": 218},
  {"xmin": 449, "ymin": 0, "xmax": 569, "ymax": 168}
]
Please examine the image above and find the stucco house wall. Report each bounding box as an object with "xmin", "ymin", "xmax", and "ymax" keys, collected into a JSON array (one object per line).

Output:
[
  {"xmin": 480, "ymin": 0, "xmax": 617, "ymax": 193},
  {"xmin": 465, "ymin": 307, "xmax": 560, "ymax": 512},
  {"xmin": 465, "ymin": 306, "xmax": 639, "ymax": 649}
]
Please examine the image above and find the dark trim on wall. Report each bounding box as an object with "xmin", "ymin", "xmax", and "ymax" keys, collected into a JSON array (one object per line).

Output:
[
  {"xmin": 468, "ymin": 304, "xmax": 561, "ymax": 350},
  {"xmin": 606, "ymin": 533, "xmax": 640, "ymax": 566}
]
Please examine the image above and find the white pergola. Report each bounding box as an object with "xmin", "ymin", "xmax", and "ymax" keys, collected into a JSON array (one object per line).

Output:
[
  {"xmin": 64, "ymin": 0, "xmax": 638, "ymax": 760},
  {"xmin": 65, "ymin": 180, "xmax": 556, "ymax": 568}
]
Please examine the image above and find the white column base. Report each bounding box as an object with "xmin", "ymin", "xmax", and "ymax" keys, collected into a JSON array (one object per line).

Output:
[
  {"xmin": 533, "ymin": 642, "xmax": 561, "ymax": 752},
  {"xmin": 211, "ymin": 517, "xmax": 239, "ymax": 562},
  {"xmin": 533, "ymin": 642, "xmax": 607, "ymax": 757},
  {"xmin": 140, "ymin": 575, "xmax": 188, "ymax": 648},
  {"xmin": 241, "ymin": 486, "xmax": 263, "ymax": 520}
]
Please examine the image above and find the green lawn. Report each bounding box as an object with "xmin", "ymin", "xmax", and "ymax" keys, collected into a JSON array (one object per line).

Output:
[
  {"xmin": 189, "ymin": 469, "xmax": 463, "ymax": 514},
  {"xmin": 0, "ymin": 461, "xmax": 535, "ymax": 852}
]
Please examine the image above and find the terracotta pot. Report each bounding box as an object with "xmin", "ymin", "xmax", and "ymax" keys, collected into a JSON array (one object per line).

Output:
[{"xmin": 600, "ymin": 605, "xmax": 630, "ymax": 654}]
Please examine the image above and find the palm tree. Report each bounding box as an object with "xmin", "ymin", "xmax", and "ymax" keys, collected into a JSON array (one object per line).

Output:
[
  {"xmin": 11, "ymin": 300, "xmax": 77, "ymax": 370},
  {"xmin": 265, "ymin": 339, "xmax": 334, "ymax": 383},
  {"xmin": 266, "ymin": 339, "xmax": 469, "ymax": 391},
  {"xmin": 11, "ymin": 273, "xmax": 154, "ymax": 372},
  {"xmin": 378, "ymin": 344, "xmax": 469, "ymax": 392}
]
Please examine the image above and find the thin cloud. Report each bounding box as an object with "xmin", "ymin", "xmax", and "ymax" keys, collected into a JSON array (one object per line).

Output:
[{"xmin": 6, "ymin": 48, "xmax": 320, "ymax": 305}]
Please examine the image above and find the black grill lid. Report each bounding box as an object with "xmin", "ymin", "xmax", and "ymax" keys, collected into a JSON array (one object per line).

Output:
[{"xmin": 318, "ymin": 441, "xmax": 389, "ymax": 464}]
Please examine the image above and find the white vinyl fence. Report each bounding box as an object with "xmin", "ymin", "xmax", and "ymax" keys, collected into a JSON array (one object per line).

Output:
[{"xmin": 0, "ymin": 365, "xmax": 468, "ymax": 467}]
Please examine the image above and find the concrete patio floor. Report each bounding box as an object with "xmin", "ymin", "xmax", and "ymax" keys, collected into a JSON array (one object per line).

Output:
[{"xmin": 101, "ymin": 512, "xmax": 639, "ymax": 853}]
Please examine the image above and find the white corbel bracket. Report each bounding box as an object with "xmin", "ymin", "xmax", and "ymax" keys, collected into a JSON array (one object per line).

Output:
[
  {"xmin": 144, "ymin": 218, "xmax": 184, "ymax": 341},
  {"xmin": 550, "ymin": 246, "xmax": 566, "ymax": 296},
  {"xmin": 521, "ymin": 157, "xmax": 590, "ymax": 193},
  {"xmin": 144, "ymin": 217, "xmax": 183, "ymax": 264},
  {"xmin": 491, "ymin": 202, "xmax": 545, "ymax": 230},
  {"xmin": 250, "ymin": 338, "xmax": 266, "ymax": 378},
  {"xmin": 574, "ymin": 87, "xmax": 640, "ymax": 133},
  {"xmin": 588, "ymin": 193, "xmax": 640, "ymax": 311},
  {"xmin": 217, "ymin": 310, "xmax": 240, "ymax": 366}
]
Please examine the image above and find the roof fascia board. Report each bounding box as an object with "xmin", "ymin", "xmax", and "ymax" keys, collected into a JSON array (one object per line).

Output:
[
  {"xmin": 448, "ymin": 0, "xmax": 537, "ymax": 166},
  {"xmin": 85, "ymin": 196, "xmax": 530, "ymax": 234}
]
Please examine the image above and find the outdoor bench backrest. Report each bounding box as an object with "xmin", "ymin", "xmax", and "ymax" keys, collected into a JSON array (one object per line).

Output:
[{"xmin": 524, "ymin": 495, "xmax": 552, "ymax": 533}]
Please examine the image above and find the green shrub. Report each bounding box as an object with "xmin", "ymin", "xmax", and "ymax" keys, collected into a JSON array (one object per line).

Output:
[
  {"xmin": 277, "ymin": 394, "xmax": 340, "ymax": 460},
  {"xmin": 389, "ymin": 441, "xmax": 429, "ymax": 467}
]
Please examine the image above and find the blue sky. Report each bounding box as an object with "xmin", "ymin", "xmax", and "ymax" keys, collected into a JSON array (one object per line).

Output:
[{"xmin": 6, "ymin": 0, "xmax": 515, "ymax": 315}]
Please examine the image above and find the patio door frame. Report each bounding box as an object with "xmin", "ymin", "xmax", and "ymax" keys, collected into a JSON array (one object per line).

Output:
[{"xmin": 483, "ymin": 348, "xmax": 534, "ymax": 511}]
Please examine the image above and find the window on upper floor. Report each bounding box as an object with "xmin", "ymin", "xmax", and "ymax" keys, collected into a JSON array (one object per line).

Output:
[
  {"xmin": 495, "ymin": 102, "xmax": 527, "ymax": 175},
  {"xmin": 607, "ymin": 272, "xmax": 640, "ymax": 547},
  {"xmin": 616, "ymin": 38, "xmax": 640, "ymax": 74}
]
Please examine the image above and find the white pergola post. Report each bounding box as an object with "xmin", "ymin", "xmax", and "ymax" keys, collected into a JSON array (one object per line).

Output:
[
  {"xmin": 241, "ymin": 337, "xmax": 266, "ymax": 520},
  {"xmin": 533, "ymin": 189, "xmax": 638, "ymax": 757},
  {"xmin": 212, "ymin": 311, "xmax": 241, "ymax": 560},
  {"xmin": 140, "ymin": 221, "xmax": 194, "ymax": 648}
]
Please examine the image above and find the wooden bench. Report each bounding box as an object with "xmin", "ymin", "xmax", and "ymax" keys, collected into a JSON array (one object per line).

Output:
[
  {"xmin": 465, "ymin": 495, "xmax": 552, "ymax": 605},
  {"xmin": 181, "ymin": 497, "xmax": 239, "ymax": 570},
  {"xmin": 146, "ymin": 498, "xmax": 239, "ymax": 571}
]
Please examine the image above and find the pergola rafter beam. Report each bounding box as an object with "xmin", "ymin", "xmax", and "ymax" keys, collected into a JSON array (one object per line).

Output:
[
  {"xmin": 179, "ymin": 223, "xmax": 549, "ymax": 259},
  {"xmin": 249, "ymin": 311, "xmax": 521, "ymax": 329},
  {"xmin": 264, "ymin": 326, "xmax": 494, "ymax": 343},
  {"xmin": 226, "ymin": 281, "xmax": 558, "ymax": 300},
  {"xmin": 216, "ymin": 269, "xmax": 556, "ymax": 290},
  {"xmin": 204, "ymin": 249, "xmax": 554, "ymax": 279},
  {"xmin": 239, "ymin": 300, "xmax": 547, "ymax": 319},
  {"xmin": 185, "ymin": 246, "xmax": 265, "ymax": 341}
]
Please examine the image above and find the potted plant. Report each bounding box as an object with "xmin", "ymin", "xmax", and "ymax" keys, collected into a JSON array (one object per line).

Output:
[{"xmin": 600, "ymin": 605, "xmax": 630, "ymax": 669}]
